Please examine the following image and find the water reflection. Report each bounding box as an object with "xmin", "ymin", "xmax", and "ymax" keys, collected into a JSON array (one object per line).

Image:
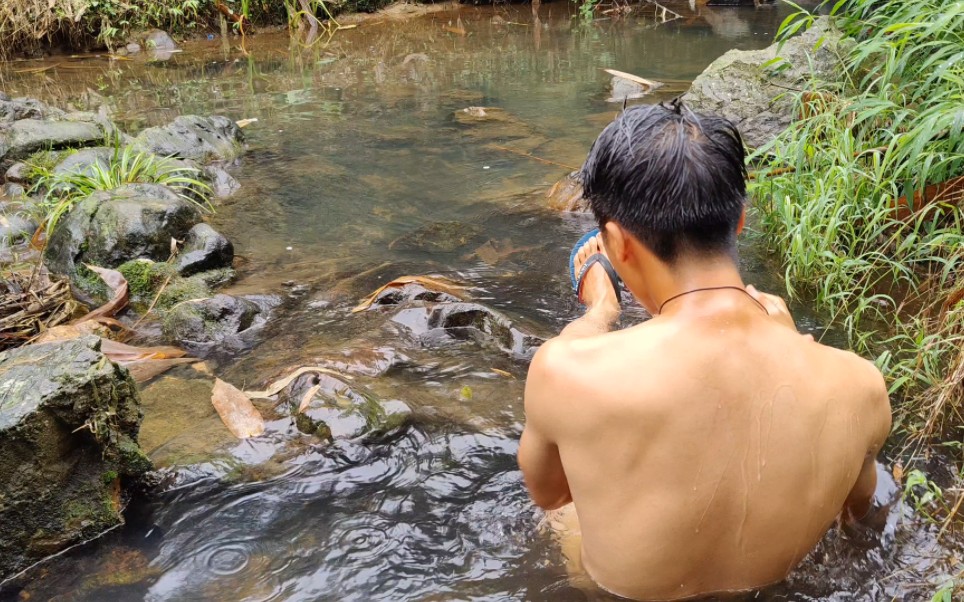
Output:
[{"xmin": 0, "ymin": 2, "xmax": 956, "ymax": 601}]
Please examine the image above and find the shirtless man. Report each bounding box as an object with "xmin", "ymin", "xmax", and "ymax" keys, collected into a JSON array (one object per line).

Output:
[{"xmin": 518, "ymin": 101, "xmax": 892, "ymax": 601}]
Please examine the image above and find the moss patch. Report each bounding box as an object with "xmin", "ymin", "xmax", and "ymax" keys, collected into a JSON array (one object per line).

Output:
[
  {"xmin": 156, "ymin": 275, "xmax": 211, "ymax": 311},
  {"xmin": 117, "ymin": 259, "xmax": 178, "ymax": 303}
]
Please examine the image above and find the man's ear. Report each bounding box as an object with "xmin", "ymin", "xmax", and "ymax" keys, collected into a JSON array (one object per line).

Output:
[
  {"xmin": 603, "ymin": 221, "xmax": 629, "ymax": 262},
  {"xmin": 736, "ymin": 207, "xmax": 747, "ymax": 236}
]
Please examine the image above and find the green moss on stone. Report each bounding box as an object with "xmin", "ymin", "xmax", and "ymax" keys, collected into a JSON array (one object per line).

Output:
[
  {"xmin": 117, "ymin": 259, "xmax": 178, "ymax": 302},
  {"xmin": 156, "ymin": 275, "xmax": 211, "ymax": 311},
  {"xmin": 117, "ymin": 436, "xmax": 153, "ymax": 476}
]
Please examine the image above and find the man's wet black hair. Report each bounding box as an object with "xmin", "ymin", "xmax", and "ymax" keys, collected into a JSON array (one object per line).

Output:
[{"xmin": 580, "ymin": 98, "xmax": 748, "ymax": 263}]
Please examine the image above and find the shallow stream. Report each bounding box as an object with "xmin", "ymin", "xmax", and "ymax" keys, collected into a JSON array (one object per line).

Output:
[{"xmin": 0, "ymin": 3, "xmax": 959, "ymax": 600}]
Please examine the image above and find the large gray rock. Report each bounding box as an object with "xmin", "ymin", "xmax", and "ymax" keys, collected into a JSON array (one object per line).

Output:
[
  {"xmin": 683, "ymin": 17, "xmax": 847, "ymax": 148},
  {"xmin": 0, "ymin": 211, "xmax": 37, "ymax": 248},
  {"xmin": 133, "ymin": 116, "xmax": 243, "ymax": 163},
  {"xmin": 0, "ymin": 337, "xmax": 151, "ymax": 580},
  {"xmin": 0, "ymin": 97, "xmax": 64, "ymax": 123},
  {"xmin": 0, "ymin": 119, "xmax": 107, "ymax": 163},
  {"xmin": 145, "ymin": 30, "xmax": 177, "ymax": 51},
  {"xmin": 51, "ymin": 147, "xmax": 113, "ymax": 179},
  {"xmin": 44, "ymin": 183, "xmax": 203, "ymax": 282},
  {"xmin": 203, "ymin": 164, "xmax": 241, "ymax": 198},
  {"xmin": 176, "ymin": 223, "xmax": 234, "ymax": 276}
]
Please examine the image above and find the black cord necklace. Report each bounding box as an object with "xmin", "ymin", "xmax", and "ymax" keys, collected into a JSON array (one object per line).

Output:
[{"xmin": 657, "ymin": 286, "xmax": 769, "ymax": 315}]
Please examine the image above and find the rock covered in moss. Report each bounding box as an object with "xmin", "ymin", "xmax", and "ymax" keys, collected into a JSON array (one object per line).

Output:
[
  {"xmin": 44, "ymin": 183, "xmax": 234, "ymax": 298},
  {"xmin": 683, "ymin": 17, "xmax": 847, "ymax": 148},
  {"xmin": 133, "ymin": 116, "xmax": 243, "ymax": 163},
  {"xmin": 0, "ymin": 336, "xmax": 151, "ymax": 580}
]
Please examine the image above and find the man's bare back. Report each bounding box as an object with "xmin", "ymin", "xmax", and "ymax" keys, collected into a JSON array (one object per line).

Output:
[{"xmin": 519, "ymin": 104, "xmax": 891, "ymax": 601}]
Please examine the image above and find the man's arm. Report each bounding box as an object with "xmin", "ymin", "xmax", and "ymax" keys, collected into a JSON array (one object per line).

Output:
[
  {"xmin": 842, "ymin": 365, "xmax": 893, "ymax": 525},
  {"xmin": 519, "ymin": 341, "xmax": 574, "ymax": 510}
]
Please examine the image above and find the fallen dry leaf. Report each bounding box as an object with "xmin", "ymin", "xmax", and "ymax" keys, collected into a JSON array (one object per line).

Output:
[
  {"xmin": 245, "ymin": 366, "xmax": 352, "ymax": 399},
  {"xmin": 352, "ymin": 275, "xmax": 467, "ymax": 313},
  {"xmin": 212, "ymin": 378, "xmax": 266, "ymax": 438},
  {"xmin": 33, "ymin": 320, "xmax": 111, "ymax": 344},
  {"xmin": 126, "ymin": 357, "xmax": 200, "ymax": 383},
  {"xmin": 236, "ymin": 118, "xmax": 259, "ymax": 128},
  {"xmin": 100, "ymin": 339, "xmax": 186, "ymax": 361},
  {"xmin": 74, "ymin": 264, "xmax": 129, "ymax": 322}
]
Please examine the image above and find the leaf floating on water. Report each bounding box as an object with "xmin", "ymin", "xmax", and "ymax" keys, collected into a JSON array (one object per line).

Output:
[
  {"xmin": 126, "ymin": 357, "xmax": 200, "ymax": 383},
  {"xmin": 459, "ymin": 385, "xmax": 473, "ymax": 401},
  {"xmin": 491, "ymin": 368, "xmax": 514, "ymax": 379},
  {"xmin": 299, "ymin": 384, "xmax": 321, "ymax": 413},
  {"xmin": 352, "ymin": 275, "xmax": 468, "ymax": 313},
  {"xmin": 245, "ymin": 366, "xmax": 352, "ymax": 399},
  {"xmin": 604, "ymin": 68, "xmax": 661, "ymax": 90},
  {"xmin": 75, "ymin": 264, "xmax": 129, "ymax": 322},
  {"xmin": 212, "ymin": 378, "xmax": 266, "ymax": 439},
  {"xmin": 236, "ymin": 118, "xmax": 259, "ymax": 128}
]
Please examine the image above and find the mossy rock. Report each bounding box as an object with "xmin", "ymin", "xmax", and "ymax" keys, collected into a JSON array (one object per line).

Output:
[{"xmin": 0, "ymin": 336, "xmax": 151, "ymax": 580}]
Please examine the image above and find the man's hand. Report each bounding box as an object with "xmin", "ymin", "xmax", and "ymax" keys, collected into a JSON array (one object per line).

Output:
[{"xmin": 745, "ymin": 284, "xmax": 813, "ymax": 340}]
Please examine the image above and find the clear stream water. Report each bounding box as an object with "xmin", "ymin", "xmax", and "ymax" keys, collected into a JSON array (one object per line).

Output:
[{"xmin": 0, "ymin": 3, "xmax": 959, "ymax": 600}]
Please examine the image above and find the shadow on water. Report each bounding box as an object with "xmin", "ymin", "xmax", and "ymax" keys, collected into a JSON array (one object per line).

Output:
[{"xmin": 0, "ymin": 2, "xmax": 959, "ymax": 601}]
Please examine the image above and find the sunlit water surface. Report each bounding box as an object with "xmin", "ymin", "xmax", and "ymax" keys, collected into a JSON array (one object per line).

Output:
[{"xmin": 0, "ymin": 3, "xmax": 959, "ymax": 601}]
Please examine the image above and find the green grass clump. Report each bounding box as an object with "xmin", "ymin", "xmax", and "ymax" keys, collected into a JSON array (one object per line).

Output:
[
  {"xmin": 33, "ymin": 144, "xmax": 212, "ymax": 239},
  {"xmin": 751, "ymin": 1, "xmax": 964, "ymax": 444}
]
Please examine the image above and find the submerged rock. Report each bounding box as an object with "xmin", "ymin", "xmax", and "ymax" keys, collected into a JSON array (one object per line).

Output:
[
  {"xmin": 162, "ymin": 294, "xmax": 278, "ymax": 357},
  {"xmin": 392, "ymin": 300, "xmax": 542, "ymax": 358},
  {"xmin": 176, "ymin": 223, "xmax": 234, "ymax": 276},
  {"xmin": 389, "ymin": 220, "xmax": 485, "ymax": 253},
  {"xmin": 546, "ymin": 170, "xmax": 588, "ymax": 212},
  {"xmin": 607, "ymin": 77, "xmax": 661, "ymax": 103},
  {"xmin": 282, "ymin": 372, "xmax": 413, "ymax": 442},
  {"xmin": 145, "ymin": 30, "xmax": 177, "ymax": 51},
  {"xmin": 133, "ymin": 116, "xmax": 244, "ymax": 163},
  {"xmin": 0, "ymin": 336, "xmax": 151, "ymax": 580},
  {"xmin": 683, "ymin": 17, "xmax": 847, "ymax": 148},
  {"xmin": 44, "ymin": 183, "xmax": 207, "ymax": 285},
  {"xmin": 203, "ymin": 164, "xmax": 241, "ymax": 198},
  {"xmin": 0, "ymin": 118, "xmax": 108, "ymax": 163}
]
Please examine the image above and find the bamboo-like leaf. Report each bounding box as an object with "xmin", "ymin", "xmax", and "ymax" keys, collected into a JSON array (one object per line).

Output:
[{"xmin": 212, "ymin": 378, "xmax": 265, "ymax": 439}]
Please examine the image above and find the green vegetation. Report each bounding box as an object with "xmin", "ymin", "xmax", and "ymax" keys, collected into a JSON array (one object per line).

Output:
[
  {"xmin": 751, "ymin": 0, "xmax": 964, "ymax": 457},
  {"xmin": 0, "ymin": 0, "xmax": 391, "ymax": 57},
  {"xmin": 31, "ymin": 144, "xmax": 212, "ymax": 238}
]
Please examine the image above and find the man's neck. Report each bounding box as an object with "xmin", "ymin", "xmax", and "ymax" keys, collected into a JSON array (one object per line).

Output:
[{"xmin": 641, "ymin": 254, "xmax": 747, "ymax": 316}]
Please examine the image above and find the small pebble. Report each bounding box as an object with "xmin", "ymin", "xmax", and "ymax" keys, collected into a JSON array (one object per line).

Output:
[
  {"xmin": 483, "ymin": 166, "xmax": 491, "ymax": 170},
  {"xmin": 286, "ymin": 246, "xmax": 293, "ymax": 251}
]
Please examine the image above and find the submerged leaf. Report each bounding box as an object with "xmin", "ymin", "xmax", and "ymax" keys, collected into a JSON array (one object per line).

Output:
[
  {"xmin": 126, "ymin": 357, "xmax": 200, "ymax": 383},
  {"xmin": 100, "ymin": 339, "xmax": 187, "ymax": 361},
  {"xmin": 245, "ymin": 366, "xmax": 352, "ymax": 399},
  {"xmin": 212, "ymin": 378, "xmax": 266, "ymax": 439}
]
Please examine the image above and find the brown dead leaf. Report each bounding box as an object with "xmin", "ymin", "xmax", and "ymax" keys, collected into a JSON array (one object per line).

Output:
[
  {"xmin": 245, "ymin": 366, "xmax": 352, "ymax": 399},
  {"xmin": 74, "ymin": 264, "xmax": 129, "ymax": 322},
  {"xmin": 126, "ymin": 358, "xmax": 200, "ymax": 383},
  {"xmin": 352, "ymin": 275, "xmax": 467, "ymax": 313},
  {"xmin": 212, "ymin": 378, "xmax": 266, "ymax": 438},
  {"xmin": 34, "ymin": 321, "xmax": 111, "ymax": 344},
  {"xmin": 100, "ymin": 339, "xmax": 186, "ymax": 362}
]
